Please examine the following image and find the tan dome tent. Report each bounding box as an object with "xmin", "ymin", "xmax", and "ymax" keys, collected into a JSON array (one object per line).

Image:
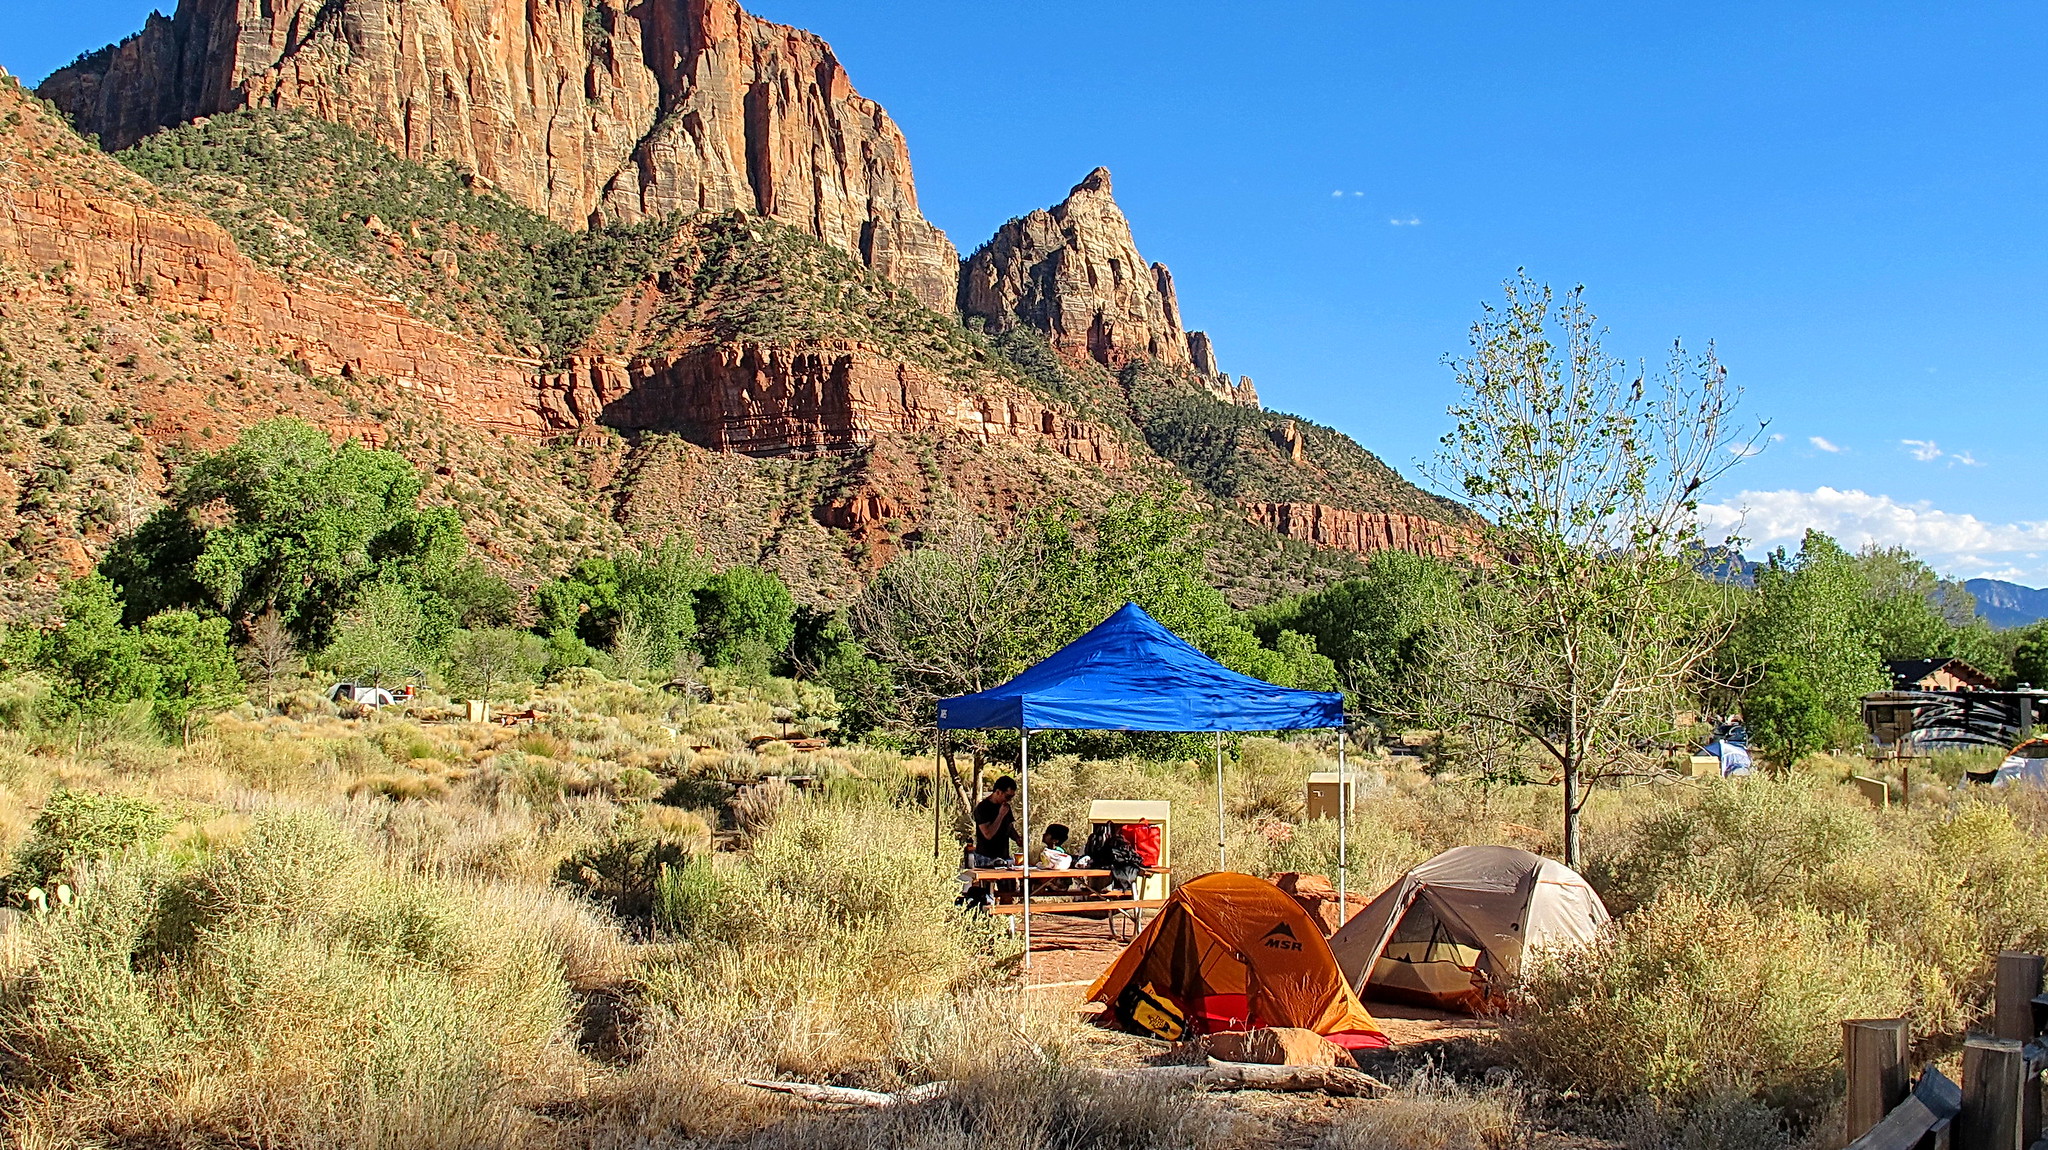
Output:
[{"xmin": 1329, "ymin": 846, "xmax": 1608, "ymax": 1012}]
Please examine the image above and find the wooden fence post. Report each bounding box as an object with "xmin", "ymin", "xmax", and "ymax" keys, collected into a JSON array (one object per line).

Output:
[
  {"xmin": 1845, "ymin": 1018, "xmax": 1913, "ymax": 1143},
  {"xmin": 1994, "ymin": 951, "xmax": 2045, "ymax": 1147},
  {"xmin": 1994, "ymin": 952, "xmax": 2045, "ymax": 1042},
  {"xmin": 1959, "ymin": 1037, "xmax": 2026, "ymax": 1150}
]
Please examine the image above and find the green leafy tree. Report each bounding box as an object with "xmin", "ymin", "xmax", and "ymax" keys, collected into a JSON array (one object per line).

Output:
[
  {"xmin": 1849, "ymin": 545, "xmax": 1976, "ymax": 661},
  {"xmin": 443, "ymin": 628, "xmax": 546, "ymax": 717},
  {"xmin": 1253, "ymin": 550, "xmax": 1466, "ymax": 719},
  {"xmin": 533, "ymin": 539, "xmax": 707, "ymax": 669},
  {"xmin": 1742, "ymin": 668, "xmax": 1834, "ymax": 769},
  {"xmin": 99, "ymin": 419, "xmax": 500, "ymax": 654},
  {"xmin": 28, "ymin": 576, "xmax": 242, "ymax": 737},
  {"xmin": 321, "ymin": 578, "xmax": 426, "ymax": 687},
  {"xmin": 695, "ymin": 565, "xmax": 795, "ymax": 667},
  {"xmin": 1426, "ymin": 277, "xmax": 1748, "ymax": 867},
  {"xmin": 2013, "ymin": 623, "xmax": 2048, "ymax": 690},
  {"xmin": 1722, "ymin": 532, "xmax": 1888, "ymax": 718},
  {"xmin": 139, "ymin": 610, "xmax": 243, "ymax": 739}
]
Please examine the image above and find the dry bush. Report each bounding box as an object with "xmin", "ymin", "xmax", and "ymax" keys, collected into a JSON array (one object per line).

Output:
[
  {"xmin": 1320, "ymin": 1066, "xmax": 1525, "ymax": 1150},
  {"xmin": 1612, "ymin": 1090, "xmax": 1794, "ymax": 1150},
  {"xmin": 1588, "ymin": 777, "xmax": 2048, "ymax": 1038},
  {"xmin": 739, "ymin": 1062, "xmax": 1243, "ymax": 1150},
  {"xmin": 641, "ymin": 797, "xmax": 1021, "ymax": 1084},
  {"xmin": 1501, "ymin": 888, "xmax": 1912, "ymax": 1119},
  {"xmin": 0, "ymin": 808, "xmax": 604, "ymax": 1148}
]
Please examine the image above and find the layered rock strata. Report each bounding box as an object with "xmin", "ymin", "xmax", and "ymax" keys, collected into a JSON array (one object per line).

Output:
[
  {"xmin": 0, "ymin": 125, "xmax": 547, "ymax": 436},
  {"xmin": 1245, "ymin": 503, "xmax": 1476, "ymax": 560},
  {"xmin": 39, "ymin": 0, "xmax": 960, "ymax": 309},
  {"xmin": 538, "ymin": 345, "xmax": 1128, "ymax": 466}
]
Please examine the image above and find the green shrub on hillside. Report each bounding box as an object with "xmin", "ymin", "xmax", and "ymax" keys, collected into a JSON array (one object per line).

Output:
[
  {"xmin": 6, "ymin": 789, "xmax": 169, "ymax": 896},
  {"xmin": 117, "ymin": 109, "xmax": 677, "ymax": 360}
]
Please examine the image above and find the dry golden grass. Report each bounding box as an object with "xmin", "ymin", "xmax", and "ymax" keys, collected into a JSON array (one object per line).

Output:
[{"xmin": 2, "ymin": 662, "xmax": 2047, "ymax": 1147}]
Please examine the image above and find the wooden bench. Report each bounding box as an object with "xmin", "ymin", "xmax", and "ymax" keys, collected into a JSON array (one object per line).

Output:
[{"xmin": 986, "ymin": 898, "xmax": 1166, "ymax": 915}]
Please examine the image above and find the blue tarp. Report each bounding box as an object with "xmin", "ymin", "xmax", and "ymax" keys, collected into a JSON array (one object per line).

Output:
[
  {"xmin": 937, "ymin": 603, "xmax": 1344, "ymax": 732},
  {"xmin": 1703, "ymin": 739, "xmax": 1753, "ymax": 777}
]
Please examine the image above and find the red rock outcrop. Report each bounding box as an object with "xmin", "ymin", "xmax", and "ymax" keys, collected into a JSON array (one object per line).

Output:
[
  {"xmin": 962, "ymin": 167, "xmax": 1260, "ymax": 407},
  {"xmin": 39, "ymin": 0, "xmax": 960, "ymax": 309},
  {"xmin": 963, "ymin": 168, "xmax": 1191, "ymax": 370},
  {"xmin": 537, "ymin": 344, "xmax": 1128, "ymax": 466},
  {"xmin": 1246, "ymin": 502, "xmax": 1477, "ymax": 560}
]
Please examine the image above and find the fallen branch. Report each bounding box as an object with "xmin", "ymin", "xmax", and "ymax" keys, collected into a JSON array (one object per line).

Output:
[
  {"xmin": 741, "ymin": 1059, "xmax": 1388, "ymax": 1108},
  {"xmin": 742, "ymin": 1079, "xmax": 951, "ymax": 1108}
]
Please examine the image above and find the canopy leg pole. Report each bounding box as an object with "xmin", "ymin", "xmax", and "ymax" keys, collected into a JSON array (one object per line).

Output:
[
  {"xmin": 1338, "ymin": 727, "xmax": 1348, "ymax": 921},
  {"xmin": 1020, "ymin": 728, "xmax": 1032, "ymax": 972},
  {"xmin": 1215, "ymin": 730, "xmax": 1226, "ymax": 874},
  {"xmin": 933, "ymin": 728, "xmax": 944, "ymax": 862}
]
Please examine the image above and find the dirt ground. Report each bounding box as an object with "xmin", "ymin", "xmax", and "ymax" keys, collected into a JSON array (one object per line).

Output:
[{"xmin": 1011, "ymin": 912, "xmax": 1495, "ymax": 1050}]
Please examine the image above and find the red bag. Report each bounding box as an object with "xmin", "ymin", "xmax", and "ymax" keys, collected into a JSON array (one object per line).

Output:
[{"xmin": 1121, "ymin": 823, "xmax": 1161, "ymax": 867}]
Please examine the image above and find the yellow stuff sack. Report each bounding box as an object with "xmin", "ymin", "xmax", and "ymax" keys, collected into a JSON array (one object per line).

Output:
[{"xmin": 1116, "ymin": 981, "xmax": 1187, "ymax": 1042}]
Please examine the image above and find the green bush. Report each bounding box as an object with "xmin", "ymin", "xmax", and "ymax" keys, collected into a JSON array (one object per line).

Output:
[
  {"xmin": 556, "ymin": 822, "xmax": 698, "ymax": 923},
  {"xmin": 6, "ymin": 789, "xmax": 170, "ymax": 896}
]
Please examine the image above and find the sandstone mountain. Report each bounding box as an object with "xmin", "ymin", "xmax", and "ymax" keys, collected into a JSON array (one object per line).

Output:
[
  {"xmin": 6, "ymin": 0, "xmax": 1472, "ymax": 625},
  {"xmin": 962, "ymin": 167, "xmax": 1257, "ymax": 408},
  {"xmin": 39, "ymin": 0, "xmax": 960, "ymax": 309}
]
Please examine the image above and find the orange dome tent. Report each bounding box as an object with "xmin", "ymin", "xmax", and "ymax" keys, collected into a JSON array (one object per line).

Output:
[{"xmin": 1086, "ymin": 872, "xmax": 1388, "ymax": 1051}]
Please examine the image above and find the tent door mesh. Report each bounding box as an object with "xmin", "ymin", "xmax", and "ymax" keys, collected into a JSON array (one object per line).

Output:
[{"xmin": 1368, "ymin": 898, "xmax": 1488, "ymax": 1008}]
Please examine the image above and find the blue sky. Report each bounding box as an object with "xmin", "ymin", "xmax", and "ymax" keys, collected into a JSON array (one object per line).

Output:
[{"xmin": 5, "ymin": 1, "xmax": 2045, "ymax": 582}]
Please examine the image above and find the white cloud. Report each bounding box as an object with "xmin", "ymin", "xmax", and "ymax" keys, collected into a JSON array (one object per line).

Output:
[
  {"xmin": 1952, "ymin": 450, "xmax": 1983, "ymax": 467},
  {"xmin": 1728, "ymin": 442, "xmax": 1764, "ymax": 457},
  {"xmin": 1388, "ymin": 216, "xmax": 1421, "ymax": 226},
  {"xmin": 1809, "ymin": 436, "xmax": 1843, "ymax": 453},
  {"xmin": 1697, "ymin": 487, "xmax": 2048, "ymax": 581},
  {"xmin": 1901, "ymin": 439, "xmax": 1943, "ymax": 462}
]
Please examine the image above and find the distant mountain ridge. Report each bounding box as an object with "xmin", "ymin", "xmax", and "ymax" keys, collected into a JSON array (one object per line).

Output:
[{"xmin": 1965, "ymin": 579, "xmax": 2048, "ymax": 629}]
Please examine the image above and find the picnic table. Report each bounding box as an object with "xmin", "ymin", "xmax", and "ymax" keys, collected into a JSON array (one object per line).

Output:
[{"xmin": 964, "ymin": 866, "xmax": 1171, "ymax": 940}]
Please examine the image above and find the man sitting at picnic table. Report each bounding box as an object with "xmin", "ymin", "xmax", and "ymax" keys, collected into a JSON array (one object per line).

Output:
[{"xmin": 971, "ymin": 776, "xmax": 1021, "ymax": 866}]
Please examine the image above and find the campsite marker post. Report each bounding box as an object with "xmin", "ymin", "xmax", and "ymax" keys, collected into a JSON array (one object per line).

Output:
[
  {"xmin": 1338, "ymin": 729, "xmax": 1348, "ymax": 918},
  {"xmin": 1020, "ymin": 729, "xmax": 1032, "ymax": 970},
  {"xmin": 1215, "ymin": 731, "xmax": 1227, "ymax": 873}
]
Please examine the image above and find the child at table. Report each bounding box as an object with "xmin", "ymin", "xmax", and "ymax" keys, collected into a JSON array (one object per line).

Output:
[{"xmin": 1039, "ymin": 824, "xmax": 1075, "ymax": 870}]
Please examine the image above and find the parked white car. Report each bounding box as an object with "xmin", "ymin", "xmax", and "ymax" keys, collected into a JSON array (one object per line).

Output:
[{"xmin": 327, "ymin": 682, "xmax": 397, "ymax": 707}]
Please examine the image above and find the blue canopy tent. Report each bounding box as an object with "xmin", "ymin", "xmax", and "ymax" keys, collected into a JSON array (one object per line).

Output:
[{"xmin": 938, "ymin": 603, "xmax": 1348, "ymax": 966}]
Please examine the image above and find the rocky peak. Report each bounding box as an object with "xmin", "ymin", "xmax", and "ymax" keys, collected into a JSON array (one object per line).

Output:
[
  {"xmin": 963, "ymin": 166, "xmax": 1192, "ymax": 371},
  {"xmin": 39, "ymin": 0, "xmax": 960, "ymax": 310}
]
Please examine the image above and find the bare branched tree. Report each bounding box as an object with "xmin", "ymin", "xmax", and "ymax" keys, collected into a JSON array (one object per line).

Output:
[
  {"xmin": 238, "ymin": 607, "xmax": 301, "ymax": 707},
  {"xmin": 849, "ymin": 514, "xmax": 1041, "ymax": 728},
  {"xmin": 1424, "ymin": 276, "xmax": 1759, "ymax": 866}
]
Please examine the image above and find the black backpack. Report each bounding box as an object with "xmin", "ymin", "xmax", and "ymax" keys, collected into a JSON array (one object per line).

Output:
[{"xmin": 1086, "ymin": 823, "xmax": 1145, "ymax": 888}]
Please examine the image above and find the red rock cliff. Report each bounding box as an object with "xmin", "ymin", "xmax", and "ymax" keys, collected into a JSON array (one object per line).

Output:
[
  {"xmin": 1245, "ymin": 503, "xmax": 1478, "ymax": 561},
  {"xmin": 962, "ymin": 168, "xmax": 1189, "ymax": 371},
  {"xmin": 537, "ymin": 344, "xmax": 1128, "ymax": 467},
  {"xmin": 38, "ymin": 0, "xmax": 961, "ymax": 310}
]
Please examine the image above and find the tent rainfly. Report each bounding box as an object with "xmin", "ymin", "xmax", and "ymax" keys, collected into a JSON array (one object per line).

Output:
[
  {"xmin": 938, "ymin": 603, "xmax": 1348, "ymax": 966},
  {"xmin": 1087, "ymin": 872, "xmax": 1388, "ymax": 1049},
  {"xmin": 1328, "ymin": 846, "xmax": 1608, "ymax": 1012}
]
